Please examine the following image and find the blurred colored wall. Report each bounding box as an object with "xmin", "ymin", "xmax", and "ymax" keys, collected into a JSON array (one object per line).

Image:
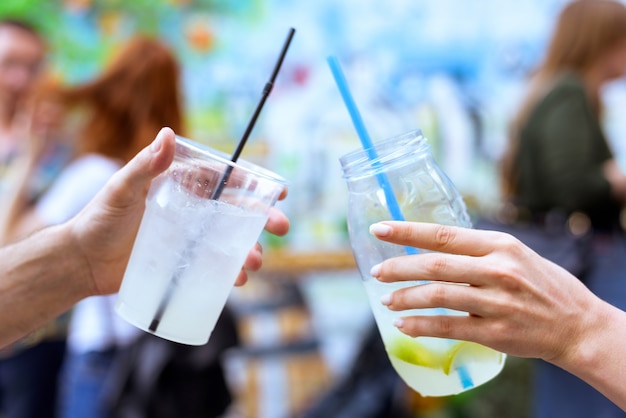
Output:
[{"xmin": 4, "ymin": 0, "xmax": 626, "ymax": 252}]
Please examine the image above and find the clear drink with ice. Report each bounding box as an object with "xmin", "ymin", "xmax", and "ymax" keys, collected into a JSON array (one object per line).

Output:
[
  {"xmin": 116, "ymin": 178, "xmax": 267, "ymax": 345},
  {"xmin": 340, "ymin": 129, "xmax": 506, "ymax": 396},
  {"xmin": 116, "ymin": 136, "xmax": 286, "ymax": 345}
]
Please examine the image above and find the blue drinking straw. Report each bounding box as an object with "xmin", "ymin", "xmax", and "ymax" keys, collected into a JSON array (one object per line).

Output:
[
  {"xmin": 327, "ymin": 55, "xmax": 473, "ymax": 390},
  {"xmin": 326, "ymin": 56, "xmax": 417, "ymax": 256}
]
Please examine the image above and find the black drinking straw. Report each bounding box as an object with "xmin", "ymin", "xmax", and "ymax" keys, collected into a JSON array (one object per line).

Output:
[{"xmin": 148, "ymin": 27, "xmax": 296, "ymax": 334}]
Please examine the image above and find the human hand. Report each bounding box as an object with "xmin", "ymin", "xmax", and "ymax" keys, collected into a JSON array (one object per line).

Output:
[
  {"xmin": 235, "ymin": 195, "xmax": 289, "ymax": 286},
  {"xmin": 368, "ymin": 221, "xmax": 608, "ymax": 366},
  {"xmin": 67, "ymin": 127, "xmax": 177, "ymax": 295},
  {"xmin": 67, "ymin": 127, "xmax": 289, "ymax": 296},
  {"xmin": 13, "ymin": 85, "xmax": 66, "ymax": 166}
]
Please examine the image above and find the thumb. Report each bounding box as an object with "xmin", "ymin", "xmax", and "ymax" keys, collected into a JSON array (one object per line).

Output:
[
  {"xmin": 102, "ymin": 127, "xmax": 176, "ymax": 207},
  {"xmin": 124, "ymin": 127, "xmax": 177, "ymax": 190}
]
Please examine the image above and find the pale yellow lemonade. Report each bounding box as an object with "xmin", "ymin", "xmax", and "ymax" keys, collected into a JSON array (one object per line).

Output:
[
  {"xmin": 116, "ymin": 175, "xmax": 268, "ymax": 345},
  {"xmin": 363, "ymin": 279, "xmax": 506, "ymax": 397}
]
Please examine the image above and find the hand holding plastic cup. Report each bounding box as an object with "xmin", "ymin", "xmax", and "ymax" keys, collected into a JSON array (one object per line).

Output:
[{"xmin": 115, "ymin": 136, "xmax": 286, "ymax": 345}]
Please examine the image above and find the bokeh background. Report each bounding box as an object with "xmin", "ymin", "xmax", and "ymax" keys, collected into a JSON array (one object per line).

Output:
[
  {"xmin": 7, "ymin": 0, "xmax": 626, "ymax": 251},
  {"xmin": 4, "ymin": 0, "xmax": 626, "ymax": 417}
]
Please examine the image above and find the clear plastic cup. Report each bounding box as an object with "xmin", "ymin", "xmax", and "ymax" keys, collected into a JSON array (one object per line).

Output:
[{"xmin": 116, "ymin": 136, "xmax": 286, "ymax": 345}]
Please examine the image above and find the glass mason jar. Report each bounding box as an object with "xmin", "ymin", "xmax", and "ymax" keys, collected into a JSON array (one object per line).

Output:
[{"xmin": 339, "ymin": 129, "xmax": 505, "ymax": 397}]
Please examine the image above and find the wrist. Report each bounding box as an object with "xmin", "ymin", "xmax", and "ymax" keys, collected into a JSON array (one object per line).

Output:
[
  {"xmin": 554, "ymin": 296, "xmax": 625, "ymax": 383},
  {"xmin": 55, "ymin": 222, "xmax": 97, "ymax": 299}
]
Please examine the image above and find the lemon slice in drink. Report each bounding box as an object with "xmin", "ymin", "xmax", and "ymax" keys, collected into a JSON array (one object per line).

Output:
[
  {"xmin": 445, "ymin": 341, "xmax": 504, "ymax": 375},
  {"xmin": 387, "ymin": 336, "xmax": 502, "ymax": 375},
  {"xmin": 387, "ymin": 335, "xmax": 458, "ymax": 371}
]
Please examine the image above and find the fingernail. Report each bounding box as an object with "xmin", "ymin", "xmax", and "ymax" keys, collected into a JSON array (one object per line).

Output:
[
  {"xmin": 370, "ymin": 263, "xmax": 381, "ymax": 278},
  {"xmin": 370, "ymin": 223, "xmax": 392, "ymax": 237},
  {"xmin": 393, "ymin": 318, "xmax": 404, "ymax": 328},
  {"xmin": 381, "ymin": 294, "xmax": 392, "ymax": 306}
]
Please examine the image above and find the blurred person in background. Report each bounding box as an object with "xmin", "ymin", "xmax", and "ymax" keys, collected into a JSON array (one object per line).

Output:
[
  {"xmin": 0, "ymin": 17, "xmax": 73, "ymax": 418},
  {"xmin": 499, "ymin": 0, "xmax": 626, "ymax": 417},
  {"xmin": 0, "ymin": 18, "xmax": 45, "ymax": 176},
  {"xmin": 0, "ymin": 35, "xmax": 187, "ymax": 418},
  {"xmin": 0, "ymin": 18, "xmax": 69, "ymax": 196}
]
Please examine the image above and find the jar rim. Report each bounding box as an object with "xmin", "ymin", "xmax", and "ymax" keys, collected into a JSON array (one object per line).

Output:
[{"xmin": 339, "ymin": 129, "xmax": 429, "ymax": 178}]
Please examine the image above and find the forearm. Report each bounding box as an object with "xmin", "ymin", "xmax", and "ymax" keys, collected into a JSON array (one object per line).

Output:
[
  {"xmin": 0, "ymin": 224, "xmax": 91, "ymax": 348},
  {"xmin": 556, "ymin": 300, "xmax": 626, "ymax": 411}
]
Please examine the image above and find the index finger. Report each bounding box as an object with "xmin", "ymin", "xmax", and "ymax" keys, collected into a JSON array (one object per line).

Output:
[
  {"xmin": 369, "ymin": 221, "xmax": 508, "ymax": 257},
  {"xmin": 264, "ymin": 206, "xmax": 290, "ymax": 236}
]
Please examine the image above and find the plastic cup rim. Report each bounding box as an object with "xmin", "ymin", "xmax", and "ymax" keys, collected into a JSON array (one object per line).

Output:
[{"xmin": 175, "ymin": 135, "xmax": 288, "ymax": 186}]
